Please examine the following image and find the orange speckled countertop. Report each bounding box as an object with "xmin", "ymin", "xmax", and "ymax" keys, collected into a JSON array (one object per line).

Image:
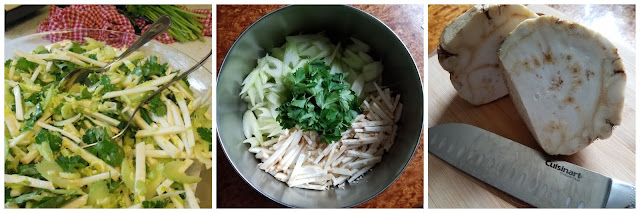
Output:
[{"xmin": 217, "ymin": 4, "xmax": 424, "ymax": 208}]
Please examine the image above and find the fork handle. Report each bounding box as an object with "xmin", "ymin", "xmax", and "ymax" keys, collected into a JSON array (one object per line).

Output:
[{"xmin": 104, "ymin": 15, "xmax": 172, "ymax": 70}]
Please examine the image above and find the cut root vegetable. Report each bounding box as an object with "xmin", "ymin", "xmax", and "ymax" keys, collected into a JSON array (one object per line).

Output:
[
  {"xmin": 4, "ymin": 174, "xmax": 55, "ymax": 190},
  {"xmin": 37, "ymin": 121, "xmax": 82, "ymax": 143},
  {"xmin": 437, "ymin": 4, "xmax": 538, "ymax": 105},
  {"xmin": 250, "ymin": 91, "xmax": 400, "ymax": 190},
  {"xmin": 134, "ymin": 142, "xmax": 146, "ymax": 202},
  {"xmin": 13, "ymin": 85, "xmax": 24, "ymax": 121},
  {"xmin": 239, "ymin": 33, "xmax": 397, "ymax": 191},
  {"xmin": 61, "ymin": 194, "xmax": 88, "ymax": 208},
  {"xmin": 101, "ymin": 86, "xmax": 158, "ymax": 99},
  {"xmin": 135, "ymin": 126, "xmax": 186, "ymax": 137},
  {"xmin": 499, "ymin": 16, "xmax": 625, "ymax": 155}
]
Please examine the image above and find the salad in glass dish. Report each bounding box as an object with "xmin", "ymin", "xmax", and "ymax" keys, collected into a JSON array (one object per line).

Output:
[{"xmin": 4, "ymin": 37, "xmax": 212, "ymax": 208}]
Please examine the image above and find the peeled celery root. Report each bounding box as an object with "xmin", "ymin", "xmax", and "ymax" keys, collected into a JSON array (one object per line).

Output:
[
  {"xmin": 438, "ymin": 4, "xmax": 538, "ymax": 105},
  {"xmin": 499, "ymin": 16, "xmax": 625, "ymax": 155}
]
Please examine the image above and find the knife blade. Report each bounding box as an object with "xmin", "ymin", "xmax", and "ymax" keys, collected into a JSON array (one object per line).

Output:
[{"xmin": 428, "ymin": 123, "xmax": 635, "ymax": 208}]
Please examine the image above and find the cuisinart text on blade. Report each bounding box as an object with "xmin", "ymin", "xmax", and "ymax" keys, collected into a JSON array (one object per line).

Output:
[{"xmin": 428, "ymin": 123, "xmax": 635, "ymax": 208}]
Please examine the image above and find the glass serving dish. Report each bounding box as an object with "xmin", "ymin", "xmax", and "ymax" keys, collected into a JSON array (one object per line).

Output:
[{"xmin": 4, "ymin": 29, "xmax": 212, "ymax": 208}]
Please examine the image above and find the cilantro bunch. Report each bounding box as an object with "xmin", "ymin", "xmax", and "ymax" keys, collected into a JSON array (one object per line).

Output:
[{"xmin": 276, "ymin": 60, "xmax": 362, "ymax": 143}]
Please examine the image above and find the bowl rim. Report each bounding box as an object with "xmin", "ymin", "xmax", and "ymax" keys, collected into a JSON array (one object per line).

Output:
[
  {"xmin": 6, "ymin": 28, "xmax": 212, "ymax": 74},
  {"xmin": 217, "ymin": 4, "xmax": 423, "ymax": 208}
]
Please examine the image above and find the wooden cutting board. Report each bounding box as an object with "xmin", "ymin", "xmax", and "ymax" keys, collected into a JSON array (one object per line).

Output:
[{"xmin": 428, "ymin": 5, "xmax": 636, "ymax": 208}]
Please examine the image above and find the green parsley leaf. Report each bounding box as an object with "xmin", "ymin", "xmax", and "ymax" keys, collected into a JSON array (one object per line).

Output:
[
  {"xmin": 4, "ymin": 187, "xmax": 9, "ymax": 203},
  {"xmin": 82, "ymin": 126, "xmax": 106, "ymax": 145},
  {"xmin": 276, "ymin": 60, "xmax": 362, "ymax": 143},
  {"xmin": 148, "ymin": 96, "xmax": 166, "ymax": 116},
  {"xmin": 35, "ymin": 129, "xmax": 62, "ymax": 153},
  {"xmin": 53, "ymin": 104, "xmax": 63, "ymax": 116},
  {"xmin": 181, "ymin": 77, "xmax": 190, "ymax": 87},
  {"xmin": 25, "ymin": 91, "xmax": 42, "ymax": 104},
  {"xmin": 5, "ymin": 189, "xmax": 43, "ymax": 205},
  {"xmin": 84, "ymin": 127, "xmax": 125, "ymax": 167},
  {"xmin": 86, "ymin": 74, "xmax": 115, "ymax": 96},
  {"xmin": 131, "ymin": 56, "xmax": 168, "ymax": 80},
  {"xmin": 5, "ymin": 59, "xmax": 13, "ymax": 69},
  {"xmin": 197, "ymin": 127, "xmax": 212, "ymax": 143},
  {"xmin": 15, "ymin": 57, "xmax": 39, "ymax": 71},
  {"xmin": 56, "ymin": 155, "xmax": 88, "ymax": 172},
  {"xmin": 21, "ymin": 103, "xmax": 44, "ymax": 132},
  {"xmin": 106, "ymin": 174, "xmax": 121, "ymax": 191},
  {"xmin": 33, "ymin": 193, "xmax": 79, "ymax": 208},
  {"xmin": 139, "ymin": 108, "xmax": 153, "ymax": 124},
  {"xmin": 68, "ymin": 41, "xmax": 86, "ymax": 54},
  {"xmin": 86, "ymin": 73, "xmax": 101, "ymax": 86},
  {"xmin": 142, "ymin": 199, "xmax": 169, "ymax": 208},
  {"xmin": 16, "ymin": 164, "xmax": 45, "ymax": 180},
  {"xmin": 52, "ymin": 61, "xmax": 76, "ymax": 81},
  {"xmin": 80, "ymin": 87, "xmax": 92, "ymax": 99},
  {"xmin": 98, "ymin": 75, "xmax": 115, "ymax": 95}
]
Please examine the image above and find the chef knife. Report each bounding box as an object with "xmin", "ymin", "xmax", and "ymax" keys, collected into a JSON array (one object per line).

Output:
[{"xmin": 428, "ymin": 123, "xmax": 635, "ymax": 208}]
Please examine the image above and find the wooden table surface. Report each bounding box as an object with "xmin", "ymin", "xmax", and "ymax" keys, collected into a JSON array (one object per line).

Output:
[
  {"xmin": 428, "ymin": 4, "xmax": 636, "ymax": 208},
  {"xmin": 216, "ymin": 5, "xmax": 424, "ymax": 208}
]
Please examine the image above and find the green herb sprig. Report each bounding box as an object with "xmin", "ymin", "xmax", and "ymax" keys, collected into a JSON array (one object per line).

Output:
[{"xmin": 276, "ymin": 60, "xmax": 362, "ymax": 143}]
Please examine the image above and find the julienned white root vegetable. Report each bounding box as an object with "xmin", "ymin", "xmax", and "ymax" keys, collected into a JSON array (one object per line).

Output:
[
  {"xmin": 248, "ymin": 88, "xmax": 401, "ymax": 190},
  {"xmin": 4, "ymin": 174, "xmax": 55, "ymax": 190},
  {"xmin": 61, "ymin": 194, "xmax": 88, "ymax": 208},
  {"xmin": 5, "ymin": 38, "xmax": 212, "ymax": 208},
  {"xmin": 438, "ymin": 4, "xmax": 538, "ymax": 105},
  {"xmin": 239, "ymin": 33, "xmax": 393, "ymax": 190},
  {"xmin": 135, "ymin": 142, "xmax": 146, "ymax": 202},
  {"xmin": 499, "ymin": 16, "xmax": 625, "ymax": 155}
]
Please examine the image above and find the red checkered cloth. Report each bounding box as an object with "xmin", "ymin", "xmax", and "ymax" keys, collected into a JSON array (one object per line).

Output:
[
  {"xmin": 36, "ymin": 5, "xmax": 212, "ymax": 46},
  {"xmin": 134, "ymin": 6, "xmax": 212, "ymax": 44},
  {"xmin": 37, "ymin": 5, "xmax": 136, "ymax": 47}
]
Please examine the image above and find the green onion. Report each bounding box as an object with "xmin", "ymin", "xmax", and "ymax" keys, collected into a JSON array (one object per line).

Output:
[{"xmin": 125, "ymin": 5, "xmax": 206, "ymax": 42}]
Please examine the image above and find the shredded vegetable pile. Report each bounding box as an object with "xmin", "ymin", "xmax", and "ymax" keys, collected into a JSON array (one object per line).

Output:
[
  {"xmin": 240, "ymin": 33, "xmax": 403, "ymax": 190},
  {"xmin": 4, "ymin": 38, "xmax": 212, "ymax": 208}
]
